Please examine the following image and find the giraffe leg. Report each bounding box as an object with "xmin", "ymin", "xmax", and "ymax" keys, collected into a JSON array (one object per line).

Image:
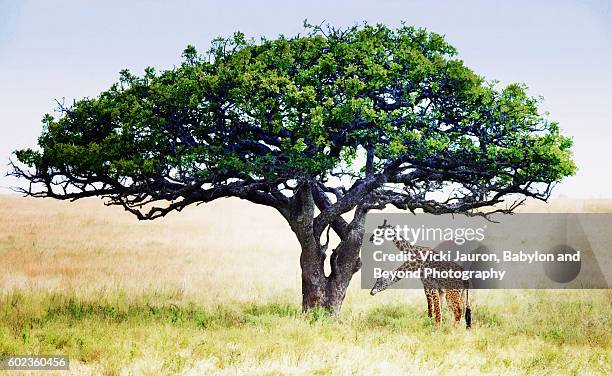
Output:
[
  {"xmin": 447, "ymin": 289, "xmax": 462, "ymax": 327},
  {"xmin": 425, "ymin": 288, "xmax": 433, "ymax": 318},
  {"xmin": 432, "ymin": 290, "xmax": 441, "ymax": 327}
]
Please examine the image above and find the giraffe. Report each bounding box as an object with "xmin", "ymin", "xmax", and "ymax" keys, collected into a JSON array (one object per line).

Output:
[{"xmin": 368, "ymin": 222, "xmax": 471, "ymax": 328}]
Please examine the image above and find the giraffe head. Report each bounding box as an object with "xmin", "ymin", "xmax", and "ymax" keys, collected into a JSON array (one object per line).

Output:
[{"xmin": 370, "ymin": 275, "xmax": 394, "ymax": 295}]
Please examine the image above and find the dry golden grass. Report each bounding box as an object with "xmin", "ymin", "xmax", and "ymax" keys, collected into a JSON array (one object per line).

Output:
[
  {"xmin": 0, "ymin": 195, "xmax": 302, "ymax": 305},
  {"xmin": 0, "ymin": 195, "xmax": 611, "ymax": 375}
]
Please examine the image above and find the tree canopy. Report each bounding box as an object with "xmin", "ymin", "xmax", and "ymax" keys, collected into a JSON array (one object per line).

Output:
[{"xmin": 13, "ymin": 24, "xmax": 574, "ymax": 225}]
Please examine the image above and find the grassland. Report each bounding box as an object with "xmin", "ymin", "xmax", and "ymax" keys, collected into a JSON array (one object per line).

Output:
[{"xmin": 0, "ymin": 196, "xmax": 611, "ymax": 375}]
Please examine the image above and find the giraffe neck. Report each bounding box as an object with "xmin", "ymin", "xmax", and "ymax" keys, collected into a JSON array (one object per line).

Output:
[{"xmin": 394, "ymin": 239, "xmax": 429, "ymax": 258}]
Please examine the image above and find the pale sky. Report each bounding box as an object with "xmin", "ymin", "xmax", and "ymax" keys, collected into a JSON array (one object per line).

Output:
[{"xmin": 1, "ymin": 0, "xmax": 611, "ymax": 197}]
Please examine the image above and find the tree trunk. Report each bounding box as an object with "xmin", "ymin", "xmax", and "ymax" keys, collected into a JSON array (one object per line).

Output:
[
  {"xmin": 298, "ymin": 223, "xmax": 365, "ymax": 314},
  {"xmin": 289, "ymin": 183, "xmax": 367, "ymax": 314},
  {"xmin": 299, "ymin": 240, "xmax": 329, "ymax": 310}
]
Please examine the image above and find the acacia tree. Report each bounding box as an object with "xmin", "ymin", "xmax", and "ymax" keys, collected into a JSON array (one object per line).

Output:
[{"xmin": 12, "ymin": 23, "xmax": 575, "ymax": 313}]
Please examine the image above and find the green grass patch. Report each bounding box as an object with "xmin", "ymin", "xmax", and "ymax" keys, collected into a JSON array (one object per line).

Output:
[{"xmin": 0, "ymin": 290, "xmax": 610, "ymax": 375}]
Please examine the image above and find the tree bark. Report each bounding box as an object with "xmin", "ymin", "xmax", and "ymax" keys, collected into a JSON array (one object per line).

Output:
[
  {"xmin": 297, "ymin": 218, "xmax": 365, "ymax": 314},
  {"xmin": 299, "ymin": 237, "xmax": 328, "ymax": 310},
  {"xmin": 299, "ymin": 235, "xmax": 364, "ymax": 313},
  {"xmin": 321, "ymin": 208, "xmax": 366, "ymax": 313},
  {"xmin": 289, "ymin": 183, "xmax": 367, "ymax": 314}
]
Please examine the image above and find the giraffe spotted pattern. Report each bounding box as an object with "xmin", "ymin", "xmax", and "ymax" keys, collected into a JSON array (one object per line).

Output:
[{"xmin": 370, "ymin": 239, "xmax": 472, "ymax": 329}]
